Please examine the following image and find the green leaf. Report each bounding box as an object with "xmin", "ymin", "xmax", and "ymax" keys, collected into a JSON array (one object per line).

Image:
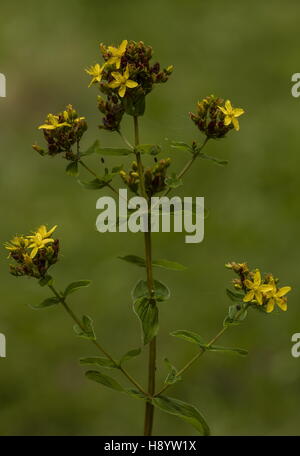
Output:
[
  {"xmin": 165, "ymin": 173, "xmax": 183, "ymax": 189},
  {"xmin": 227, "ymin": 304, "xmax": 248, "ymax": 323},
  {"xmin": 199, "ymin": 345, "xmax": 248, "ymax": 356},
  {"xmin": 95, "ymin": 147, "xmax": 132, "ymax": 156},
  {"xmin": 152, "ymin": 395, "xmax": 210, "ymax": 436},
  {"xmin": 226, "ymin": 288, "xmax": 244, "ymax": 302},
  {"xmin": 199, "ymin": 152, "xmax": 228, "ymax": 166},
  {"xmin": 123, "ymin": 95, "xmax": 145, "ymax": 116},
  {"xmin": 81, "ymin": 140, "xmax": 132, "ymax": 157},
  {"xmin": 64, "ymin": 280, "xmax": 91, "ymax": 297},
  {"xmin": 79, "ymin": 357, "xmax": 117, "ymax": 369},
  {"xmin": 153, "ymin": 259, "xmax": 187, "ymax": 271},
  {"xmin": 120, "ymin": 348, "xmax": 142, "ymax": 365},
  {"xmin": 134, "ymin": 297, "xmax": 159, "ymax": 345},
  {"xmin": 223, "ymin": 315, "xmax": 242, "ymax": 327},
  {"xmin": 119, "ymin": 256, "xmax": 186, "ymax": 271},
  {"xmin": 132, "ymin": 279, "xmax": 170, "ymax": 302},
  {"xmin": 30, "ymin": 297, "xmax": 60, "ymax": 309},
  {"xmin": 118, "ymin": 255, "xmax": 146, "ymax": 268},
  {"xmin": 164, "ymin": 358, "xmax": 181, "ymax": 385},
  {"xmin": 79, "ymin": 178, "xmax": 108, "ymax": 190},
  {"xmin": 73, "ymin": 315, "xmax": 96, "ymax": 340},
  {"xmin": 170, "ymin": 329, "xmax": 203, "ymax": 345},
  {"xmin": 85, "ymin": 370, "xmax": 124, "ymax": 391},
  {"xmin": 136, "ymin": 144, "xmax": 162, "ymax": 156},
  {"xmin": 170, "ymin": 141, "xmax": 193, "ymax": 153},
  {"xmin": 38, "ymin": 275, "xmax": 53, "ymax": 287},
  {"xmin": 81, "ymin": 140, "xmax": 100, "ymax": 156},
  {"xmin": 125, "ymin": 388, "xmax": 147, "ymax": 400},
  {"xmin": 223, "ymin": 304, "xmax": 248, "ymax": 327},
  {"xmin": 65, "ymin": 161, "xmax": 79, "ymax": 177}
]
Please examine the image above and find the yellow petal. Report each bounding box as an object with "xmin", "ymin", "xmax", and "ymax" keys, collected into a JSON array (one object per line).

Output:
[
  {"xmin": 119, "ymin": 40, "xmax": 128, "ymax": 53},
  {"xmin": 232, "ymin": 117, "xmax": 240, "ymax": 131},
  {"xmin": 259, "ymin": 284, "xmax": 274, "ymax": 293},
  {"xmin": 233, "ymin": 108, "xmax": 245, "ymax": 117},
  {"xmin": 253, "ymin": 270, "xmax": 261, "ymax": 287},
  {"xmin": 218, "ymin": 106, "xmax": 227, "ymax": 115},
  {"xmin": 126, "ymin": 80, "xmax": 138, "ymax": 88},
  {"xmin": 38, "ymin": 124, "xmax": 55, "ymax": 130},
  {"xmin": 109, "ymin": 81, "xmax": 120, "ymax": 89},
  {"xmin": 276, "ymin": 298, "xmax": 287, "ymax": 311},
  {"xmin": 255, "ymin": 290, "xmax": 263, "ymax": 305},
  {"xmin": 42, "ymin": 238, "xmax": 54, "ymax": 246},
  {"xmin": 118, "ymin": 85, "xmax": 126, "ymax": 98},
  {"xmin": 107, "ymin": 56, "xmax": 118, "ymax": 66},
  {"xmin": 38, "ymin": 225, "xmax": 47, "ymax": 237},
  {"xmin": 244, "ymin": 279, "xmax": 254, "ymax": 290},
  {"xmin": 124, "ymin": 65, "xmax": 130, "ymax": 79},
  {"xmin": 223, "ymin": 116, "xmax": 232, "ymax": 126},
  {"xmin": 111, "ymin": 72, "xmax": 122, "ymax": 82},
  {"xmin": 266, "ymin": 298, "xmax": 275, "ymax": 313},
  {"xmin": 276, "ymin": 286, "xmax": 291, "ymax": 298},
  {"xmin": 115, "ymin": 58, "xmax": 121, "ymax": 69},
  {"xmin": 225, "ymin": 100, "xmax": 232, "ymax": 112},
  {"xmin": 45, "ymin": 225, "xmax": 57, "ymax": 237},
  {"xmin": 30, "ymin": 247, "xmax": 38, "ymax": 259},
  {"xmin": 243, "ymin": 290, "xmax": 254, "ymax": 302}
]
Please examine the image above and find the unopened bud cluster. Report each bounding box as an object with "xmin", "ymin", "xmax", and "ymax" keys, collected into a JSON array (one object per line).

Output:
[{"xmin": 119, "ymin": 158, "xmax": 171, "ymax": 196}]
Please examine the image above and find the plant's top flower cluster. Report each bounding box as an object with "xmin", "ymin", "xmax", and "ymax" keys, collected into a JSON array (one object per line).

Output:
[
  {"xmin": 85, "ymin": 40, "xmax": 173, "ymax": 130},
  {"xmin": 33, "ymin": 105, "xmax": 87, "ymax": 159},
  {"xmin": 190, "ymin": 96, "xmax": 245, "ymax": 139},
  {"xmin": 119, "ymin": 158, "xmax": 171, "ymax": 196},
  {"xmin": 226, "ymin": 262, "xmax": 292, "ymax": 313},
  {"xmin": 5, "ymin": 225, "xmax": 59, "ymax": 279}
]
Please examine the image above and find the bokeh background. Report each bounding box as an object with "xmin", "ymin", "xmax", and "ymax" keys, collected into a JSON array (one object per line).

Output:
[{"xmin": 0, "ymin": 0, "xmax": 299, "ymax": 436}]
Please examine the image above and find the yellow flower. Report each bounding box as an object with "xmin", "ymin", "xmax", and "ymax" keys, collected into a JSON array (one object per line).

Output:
[
  {"xmin": 5, "ymin": 236, "xmax": 29, "ymax": 251},
  {"xmin": 218, "ymin": 100, "xmax": 245, "ymax": 131},
  {"xmin": 266, "ymin": 283, "xmax": 292, "ymax": 313},
  {"xmin": 107, "ymin": 39, "xmax": 128, "ymax": 69},
  {"xmin": 85, "ymin": 63, "xmax": 105, "ymax": 88},
  {"xmin": 27, "ymin": 225, "xmax": 57, "ymax": 259},
  {"xmin": 38, "ymin": 114, "xmax": 71, "ymax": 131},
  {"xmin": 243, "ymin": 270, "xmax": 273, "ymax": 305},
  {"xmin": 108, "ymin": 65, "xmax": 138, "ymax": 98}
]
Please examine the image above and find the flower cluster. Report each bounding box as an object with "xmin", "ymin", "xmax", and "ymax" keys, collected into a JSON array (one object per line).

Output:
[
  {"xmin": 190, "ymin": 96, "xmax": 244, "ymax": 139},
  {"xmin": 119, "ymin": 158, "xmax": 171, "ymax": 196},
  {"xmin": 33, "ymin": 105, "xmax": 87, "ymax": 159},
  {"xmin": 226, "ymin": 262, "xmax": 292, "ymax": 313},
  {"xmin": 144, "ymin": 158, "xmax": 171, "ymax": 197},
  {"xmin": 5, "ymin": 225, "xmax": 59, "ymax": 279},
  {"xmin": 86, "ymin": 40, "xmax": 173, "ymax": 130}
]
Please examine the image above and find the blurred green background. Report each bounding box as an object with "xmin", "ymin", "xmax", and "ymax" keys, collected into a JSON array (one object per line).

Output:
[{"xmin": 0, "ymin": 0, "xmax": 299, "ymax": 436}]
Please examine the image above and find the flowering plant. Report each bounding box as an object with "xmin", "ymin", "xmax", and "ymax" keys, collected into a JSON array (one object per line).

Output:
[{"xmin": 5, "ymin": 40, "xmax": 291, "ymax": 436}]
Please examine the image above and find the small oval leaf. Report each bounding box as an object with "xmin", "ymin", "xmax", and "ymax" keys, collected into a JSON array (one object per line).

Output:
[
  {"xmin": 85, "ymin": 370, "xmax": 124, "ymax": 391},
  {"xmin": 152, "ymin": 395, "xmax": 210, "ymax": 436},
  {"xmin": 170, "ymin": 329, "xmax": 203, "ymax": 345},
  {"xmin": 64, "ymin": 280, "xmax": 91, "ymax": 297},
  {"xmin": 79, "ymin": 357, "xmax": 117, "ymax": 369}
]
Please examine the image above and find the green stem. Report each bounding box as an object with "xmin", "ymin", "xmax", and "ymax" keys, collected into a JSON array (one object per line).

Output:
[
  {"xmin": 133, "ymin": 115, "xmax": 157, "ymax": 436},
  {"xmin": 155, "ymin": 305, "xmax": 248, "ymax": 397},
  {"xmin": 78, "ymin": 160, "xmax": 119, "ymax": 196},
  {"xmin": 48, "ymin": 284, "xmax": 148, "ymax": 397},
  {"xmin": 163, "ymin": 137, "xmax": 209, "ymax": 198}
]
